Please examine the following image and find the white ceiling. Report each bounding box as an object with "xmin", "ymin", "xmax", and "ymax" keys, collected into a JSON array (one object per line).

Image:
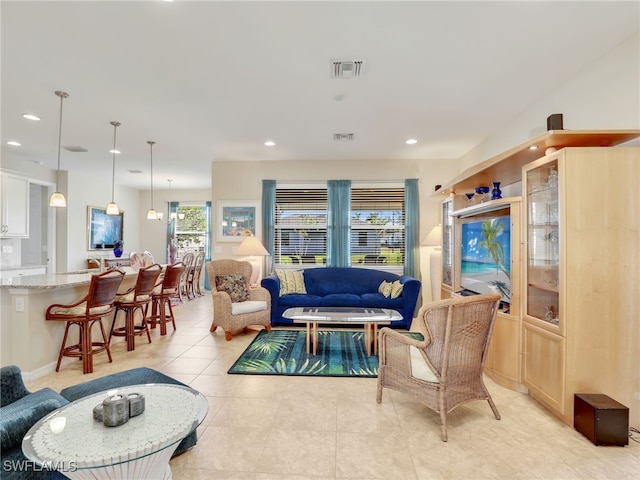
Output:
[{"xmin": 2, "ymin": 1, "xmax": 639, "ymax": 190}]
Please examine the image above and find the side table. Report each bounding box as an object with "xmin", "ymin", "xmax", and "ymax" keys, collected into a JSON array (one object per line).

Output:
[{"xmin": 22, "ymin": 384, "xmax": 208, "ymax": 480}]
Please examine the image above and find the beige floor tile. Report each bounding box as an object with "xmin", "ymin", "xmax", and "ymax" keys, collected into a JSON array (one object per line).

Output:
[
  {"xmin": 23, "ymin": 293, "xmax": 640, "ymax": 480},
  {"xmin": 258, "ymin": 428, "xmax": 337, "ymax": 477}
]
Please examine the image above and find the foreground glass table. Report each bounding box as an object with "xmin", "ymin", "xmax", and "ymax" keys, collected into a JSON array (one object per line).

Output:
[
  {"xmin": 283, "ymin": 306, "xmax": 402, "ymax": 356},
  {"xmin": 22, "ymin": 383, "xmax": 208, "ymax": 480}
]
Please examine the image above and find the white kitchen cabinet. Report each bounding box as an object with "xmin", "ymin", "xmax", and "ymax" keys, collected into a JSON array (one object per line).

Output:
[{"xmin": 0, "ymin": 172, "xmax": 29, "ymax": 238}]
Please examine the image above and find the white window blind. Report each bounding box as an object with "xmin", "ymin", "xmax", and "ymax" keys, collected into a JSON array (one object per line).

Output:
[
  {"xmin": 351, "ymin": 187, "xmax": 405, "ymax": 267},
  {"xmin": 274, "ymin": 188, "xmax": 327, "ymax": 265}
]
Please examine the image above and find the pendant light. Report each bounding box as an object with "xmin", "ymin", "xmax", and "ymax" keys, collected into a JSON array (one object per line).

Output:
[
  {"xmin": 49, "ymin": 91, "xmax": 69, "ymax": 207},
  {"xmin": 105, "ymin": 121, "xmax": 121, "ymax": 215},
  {"xmin": 146, "ymin": 141, "xmax": 158, "ymax": 220}
]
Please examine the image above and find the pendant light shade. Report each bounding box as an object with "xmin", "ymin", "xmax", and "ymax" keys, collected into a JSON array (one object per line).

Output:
[
  {"xmin": 106, "ymin": 121, "xmax": 121, "ymax": 215},
  {"xmin": 49, "ymin": 91, "xmax": 69, "ymax": 207},
  {"xmin": 146, "ymin": 141, "xmax": 158, "ymax": 220}
]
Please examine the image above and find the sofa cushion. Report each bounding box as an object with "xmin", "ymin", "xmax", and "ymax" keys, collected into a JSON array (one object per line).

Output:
[
  {"xmin": 320, "ymin": 293, "xmax": 362, "ymax": 307},
  {"xmin": 276, "ymin": 269, "xmax": 307, "ymax": 295},
  {"xmin": 279, "ymin": 293, "xmax": 323, "ymax": 307},
  {"xmin": 361, "ymin": 293, "xmax": 404, "ymax": 309},
  {"xmin": 378, "ymin": 280, "xmax": 393, "ymax": 298},
  {"xmin": 390, "ymin": 280, "xmax": 404, "ymax": 299},
  {"xmin": 215, "ymin": 274, "xmax": 249, "ymax": 302},
  {"xmin": 1, "ymin": 365, "xmax": 30, "ymax": 407},
  {"xmin": 0, "ymin": 388, "xmax": 68, "ymax": 450}
]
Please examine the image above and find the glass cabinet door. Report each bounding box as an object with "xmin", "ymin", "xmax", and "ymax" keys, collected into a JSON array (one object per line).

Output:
[
  {"xmin": 441, "ymin": 197, "xmax": 454, "ymax": 289},
  {"xmin": 525, "ymin": 158, "xmax": 560, "ymax": 327}
]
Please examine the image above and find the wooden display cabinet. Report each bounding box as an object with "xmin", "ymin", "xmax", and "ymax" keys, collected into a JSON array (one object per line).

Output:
[
  {"xmin": 522, "ymin": 146, "xmax": 639, "ymax": 427},
  {"xmin": 450, "ymin": 198, "xmax": 523, "ymax": 391},
  {"xmin": 439, "ymin": 195, "xmax": 465, "ymax": 299}
]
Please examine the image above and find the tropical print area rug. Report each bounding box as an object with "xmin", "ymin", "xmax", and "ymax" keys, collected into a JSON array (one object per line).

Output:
[{"xmin": 228, "ymin": 329, "xmax": 422, "ymax": 378}]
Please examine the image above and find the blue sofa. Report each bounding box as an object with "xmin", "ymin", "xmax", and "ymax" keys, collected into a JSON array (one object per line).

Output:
[
  {"xmin": 0, "ymin": 366, "xmax": 199, "ymax": 480},
  {"xmin": 261, "ymin": 267, "xmax": 421, "ymax": 329}
]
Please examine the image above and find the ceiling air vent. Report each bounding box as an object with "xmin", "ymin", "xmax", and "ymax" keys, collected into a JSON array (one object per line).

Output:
[
  {"xmin": 331, "ymin": 59, "xmax": 366, "ymax": 79},
  {"xmin": 333, "ymin": 133, "xmax": 354, "ymax": 141},
  {"xmin": 64, "ymin": 146, "xmax": 88, "ymax": 152}
]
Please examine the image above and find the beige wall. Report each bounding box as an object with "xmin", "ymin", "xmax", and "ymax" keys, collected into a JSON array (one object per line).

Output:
[{"xmin": 211, "ymin": 158, "xmax": 459, "ymax": 303}]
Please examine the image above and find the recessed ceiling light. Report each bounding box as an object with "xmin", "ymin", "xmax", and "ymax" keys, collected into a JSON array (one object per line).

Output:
[
  {"xmin": 7, "ymin": 141, "xmax": 21, "ymax": 146},
  {"xmin": 22, "ymin": 114, "xmax": 40, "ymax": 121},
  {"xmin": 109, "ymin": 149, "xmax": 121, "ymax": 154},
  {"xmin": 529, "ymin": 145, "xmax": 538, "ymax": 150},
  {"xmin": 406, "ymin": 139, "xmax": 418, "ymax": 145},
  {"xmin": 264, "ymin": 141, "xmax": 276, "ymax": 147}
]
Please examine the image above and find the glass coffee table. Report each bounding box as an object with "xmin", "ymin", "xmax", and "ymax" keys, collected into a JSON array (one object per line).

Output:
[
  {"xmin": 22, "ymin": 383, "xmax": 208, "ymax": 480},
  {"xmin": 283, "ymin": 306, "xmax": 402, "ymax": 356}
]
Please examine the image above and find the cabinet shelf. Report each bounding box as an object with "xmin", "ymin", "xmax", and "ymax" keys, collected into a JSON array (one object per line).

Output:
[
  {"xmin": 528, "ymin": 282, "xmax": 559, "ymax": 293},
  {"xmin": 451, "ymin": 196, "xmax": 519, "ymax": 218}
]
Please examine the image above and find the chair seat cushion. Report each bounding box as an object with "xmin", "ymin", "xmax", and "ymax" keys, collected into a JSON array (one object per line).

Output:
[
  {"xmin": 409, "ymin": 346, "xmax": 439, "ymax": 383},
  {"xmin": 152, "ymin": 286, "xmax": 177, "ymax": 296},
  {"xmin": 115, "ymin": 292, "xmax": 150, "ymax": 303},
  {"xmin": 48, "ymin": 302, "xmax": 111, "ymax": 317},
  {"xmin": 231, "ymin": 300, "xmax": 267, "ymax": 315}
]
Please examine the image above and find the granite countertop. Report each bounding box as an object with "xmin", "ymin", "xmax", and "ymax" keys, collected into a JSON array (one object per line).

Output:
[
  {"xmin": 0, "ymin": 268, "xmax": 135, "ymax": 290},
  {"xmin": 0, "ymin": 265, "xmax": 47, "ymax": 272}
]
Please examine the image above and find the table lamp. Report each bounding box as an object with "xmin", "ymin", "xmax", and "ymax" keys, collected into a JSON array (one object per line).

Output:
[
  {"xmin": 235, "ymin": 235, "xmax": 270, "ymax": 287},
  {"xmin": 422, "ymin": 224, "xmax": 442, "ymax": 302}
]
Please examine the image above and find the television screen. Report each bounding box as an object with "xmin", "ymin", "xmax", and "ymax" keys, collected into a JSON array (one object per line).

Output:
[{"xmin": 460, "ymin": 216, "xmax": 511, "ymax": 304}]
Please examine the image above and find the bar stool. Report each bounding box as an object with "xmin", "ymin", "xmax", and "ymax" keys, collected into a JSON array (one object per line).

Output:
[
  {"xmin": 146, "ymin": 262, "xmax": 184, "ymax": 335},
  {"xmin": 179, "ymin": 253, "xmax": 194, "ymax": 302},
  {"xmin": 109, "ymin": 264, "xmax": 162, "ymax": 351},
  {"xmin": 46, "ymin": 269, "xmax": 124, "ymax": 374}
]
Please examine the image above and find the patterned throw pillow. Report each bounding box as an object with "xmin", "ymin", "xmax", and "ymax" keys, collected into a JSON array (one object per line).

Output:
[
  {"xmin": 275, "ymin": 269, "xmax": 307, "ymax": 296},
  {"xmin": 215, "ymin": 274, "xmax": 249, "ymax": 303},
  {"xmin": 378, "ymin": 280, "xmax": 393, "ymax": 298},
  {"xmin": 390, "ymin": 280, "xmax": 403, "ymax": 299}
]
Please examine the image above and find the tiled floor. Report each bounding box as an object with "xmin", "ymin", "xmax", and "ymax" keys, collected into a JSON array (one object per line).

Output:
[{"xmin": 26, "ymin": 294, "xmax": 639, "ymax": 479}]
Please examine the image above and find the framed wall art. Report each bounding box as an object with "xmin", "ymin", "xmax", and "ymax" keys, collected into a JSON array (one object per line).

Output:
[
  {"xmin": 87, "ymin": 206, "xmax": 124, "ymax": 250},
  {"xmin": 217, "ymin": 201, "xmax": 259, "ymax": 242}
]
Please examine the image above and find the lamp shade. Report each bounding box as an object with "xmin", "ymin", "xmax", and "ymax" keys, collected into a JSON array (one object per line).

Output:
[
  {"xmin": 49, "ymin": 192, "xmax": 67, "ymax": 207},
  {"xmin": 422, "ymin": 224, "xmax": 442, "ymax": 247},
  {"xmin": 236, "ymin": 236, "xmax": 269, "ymax": 256}
]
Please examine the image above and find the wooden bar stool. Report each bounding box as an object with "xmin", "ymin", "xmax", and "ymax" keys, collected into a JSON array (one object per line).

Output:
[
  {"xmin": 146, "ymin": 262, "xmax": 184, "ymax": 335},
  {"xmin": 109, "ymin": 264, "xmax": 162, "ymax": 351},
  {"xmin": 46, "ymin": 270, "xmax": 124, "ymax": 374}
]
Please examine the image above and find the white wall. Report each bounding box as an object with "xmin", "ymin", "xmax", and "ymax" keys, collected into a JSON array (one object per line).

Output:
[
  {"xmin": 459, "ymin": 32, "xmax": 640, "ymax": 170},
  {"xmin": 210, "ymin": 158, "xmax": 459, "ymax": 305},
  {"xmin": 68, "ymin": 171, "xmax": 140, "ymax": 271}
]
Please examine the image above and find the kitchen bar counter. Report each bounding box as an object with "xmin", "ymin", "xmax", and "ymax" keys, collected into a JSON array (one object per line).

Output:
[{"xmin": 1, "ymin": 270, "xmax": 137, "ymax": 380}]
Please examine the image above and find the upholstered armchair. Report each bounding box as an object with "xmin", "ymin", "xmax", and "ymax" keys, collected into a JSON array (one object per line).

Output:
[
  {"xmin": 206, "ymin": 259, "xmax": 272, "ymax": 340},
  {"xmin": 377, "ymin": 293, "xmax": 502, "ymax": 441}
]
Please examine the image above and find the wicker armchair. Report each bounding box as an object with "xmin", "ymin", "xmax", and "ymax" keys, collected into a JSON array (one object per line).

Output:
[
  {"xmin": 377, "ymin": 293, "xmax": 502, "ymax": 441},
  {"xmin": 206, "ymin": 259, "xmax": 271, "ymax": 340}
]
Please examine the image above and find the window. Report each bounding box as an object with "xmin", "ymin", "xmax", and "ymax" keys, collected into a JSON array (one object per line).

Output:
[
  {"xmin": 174, "ymin": 204, "xmax": 209, "ymax": 259},
  {"xmin": 272, "ymin": 185, "xmax": 405, "ymax": 271},
  {"xmin": 351, "ymin": 187, "xmax": 405, "ymax": 269},
  {"xmin": 274, "ymin": 188, "xmax": 327, "ymax": 265}
]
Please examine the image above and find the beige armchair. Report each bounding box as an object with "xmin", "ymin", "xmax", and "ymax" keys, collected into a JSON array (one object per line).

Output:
[
  {"xmin": 206, "ymin": 259, "xmax": 272, "ymax": 340},
  {"xmin": 377, "ymin": 293, "xmax": 502, "ymax": 441}
]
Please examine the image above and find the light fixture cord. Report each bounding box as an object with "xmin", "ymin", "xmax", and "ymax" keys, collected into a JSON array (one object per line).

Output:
[
  {"xmin": 111, "ymin": 122, "xmax": 119, "ymax": 203},
  {"xmin": 149, "ymin": 141, "xmax": 155, "ymax": 208},
  {"xmin": 56, "ymin": 93, "xmax": 65, "ymax": 188}
]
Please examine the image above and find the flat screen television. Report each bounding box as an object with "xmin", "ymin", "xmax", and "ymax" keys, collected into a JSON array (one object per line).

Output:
[{"xmin": 460, "ymin": 215, "xmax": 511, "ymax": 304}]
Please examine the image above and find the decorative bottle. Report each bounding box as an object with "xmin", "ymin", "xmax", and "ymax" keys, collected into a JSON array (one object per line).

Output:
[{"xmin": 491, "ymin": 182, "xmax": 502, "ymax": 200}]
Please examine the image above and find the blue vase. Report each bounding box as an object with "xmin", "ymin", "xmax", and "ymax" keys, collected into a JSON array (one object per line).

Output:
[
  {"xmin": 491, "ymin": 182, "xmax": 502, "ymax": 200},
  {"xmin": 113, "ymin": 247, "xmax": 123, "ymax": 258}
]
